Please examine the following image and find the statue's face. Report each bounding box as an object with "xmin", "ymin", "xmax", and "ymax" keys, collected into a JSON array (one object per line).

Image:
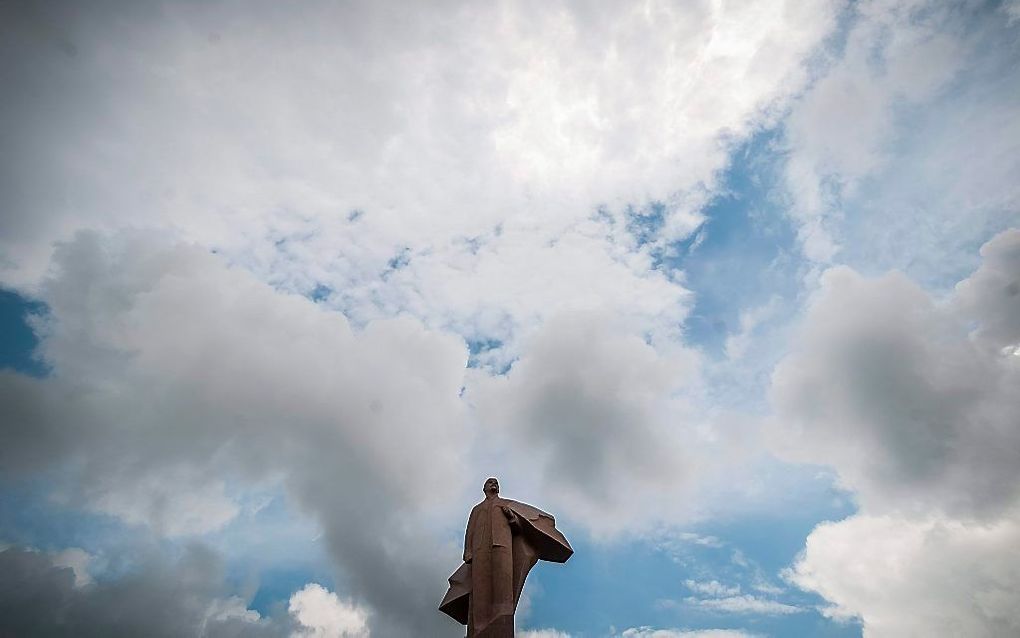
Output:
[{"xmin": 483, "ymin": 478, "xmax": 499, "ymax": 496}]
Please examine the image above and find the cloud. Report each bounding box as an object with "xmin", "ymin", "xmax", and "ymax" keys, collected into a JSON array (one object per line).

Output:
[
  {"xmin": 519, "ymin": 630, "xmax": 573, "ymax": 638},
  {"xmin": 0, "ymin": 0, "xmax": 842, "ymax": 354},
  {"xmin": 289, "ymin": 584, "xmax": 369, "ymax": 638},
  {"xmin": 666, "ymin": 579, "xmax": 802, "ymax": 617},
  {"xmin": 724, "ymin": 296, "xmax": 782, "ymax": 360},
  {"xmin": 0, "ymin": 232, "xmax": 470, "ymax": 635},
  {"xmin": 771, "ymin": 229, "xmax": 1020, "ymax": 635},
  {"xmin": 50, "ymin": 547, "xmax": 93, "ymax": 587},
  {"xmin": 769, "ymin": 229, "xmax": 1020, "ymax": 518},
  {"xmin": 466, "ymin": 311, "xmax": 706, "ymax": 532},
  {"xmin": 680, "ymin": 595, "xmax": 802, "ymax": 616},
  {"xmin": 619, "ymin": 628, "xmax": 761, "ymax": 638},
  {"xmin": 685, "ymin": 580, "xmax": 741, "ymax": 597},
  {"xmin": 781, "ymin": 0, "xmax": 968, "ymax": 262},
  {"xmin": 0, "ymin": 6, "xmax": 852, "ymax": 629},
  {"xmin": 664, "ymin": 579, "xmax": 802, "ymax": 616},
  {"xmin": 780, "ymin": 0, "xmax": 1020, "ymax": 278},
  {"xmin": 952, "ymin": 229, "xmax": 1020, "ymax": 353},
  {"xmin": 0, "ymin": 544, "xmax": 284, "ymax": 638},
  {"xmin": 787, "ymin": 513, "xmax": 1020, "ymax": 636},
  {"xmin": 88, "ymin": 470, "xmax": 240, "ymax": 538}
]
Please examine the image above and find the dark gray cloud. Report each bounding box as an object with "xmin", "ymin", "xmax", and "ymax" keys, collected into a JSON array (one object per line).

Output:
[
  {"xmin": 0, "ymin": 544, "xmax": 288, "ymax": 638},
  {"xmin": 467, "ymin": 312, "xmax": 732, "ymax": 532},
  {"xmin": 953, "ymin": 229, "xmax": 1020, "ymax": 353},
  {"xmin": 770, "ymin": 230, "xmax": 1020, "ymax": 518}
]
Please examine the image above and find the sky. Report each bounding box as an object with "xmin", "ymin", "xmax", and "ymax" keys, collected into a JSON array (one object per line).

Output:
[{"xmin": 1, "ymin": 1, "xmax": 1019, "ymax": 637}]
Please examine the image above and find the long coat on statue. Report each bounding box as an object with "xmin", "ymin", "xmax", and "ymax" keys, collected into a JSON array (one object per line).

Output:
[{"xmin": 439, "ymin": 497, "xmax": 572, "ymax": 637}]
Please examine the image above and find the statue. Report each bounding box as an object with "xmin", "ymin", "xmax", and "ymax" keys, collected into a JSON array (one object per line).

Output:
[{"xmin": 439, "ymin": 477, "xmax": 573, "ymax": 637}]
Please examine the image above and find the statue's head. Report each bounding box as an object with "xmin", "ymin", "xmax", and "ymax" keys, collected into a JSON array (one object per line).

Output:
[{"xmin": 483, "ymin": 477, "xmax": 499, "ymax": 497}]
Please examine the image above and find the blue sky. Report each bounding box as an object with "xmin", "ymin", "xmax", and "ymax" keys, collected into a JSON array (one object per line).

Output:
[{"xmin": 2, "ymin": 1, "xmax": 1019, "ymax": 637}]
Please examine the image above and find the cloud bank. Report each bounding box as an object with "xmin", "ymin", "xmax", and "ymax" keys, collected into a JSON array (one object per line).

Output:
[{"xmin": 772, "ymin": 230, "xmax": 1020, "ymax": 636}]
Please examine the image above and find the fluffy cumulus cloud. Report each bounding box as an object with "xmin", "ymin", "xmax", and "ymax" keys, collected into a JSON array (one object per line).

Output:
[
  {"xmin": 466, "ymin": 312, "xmax": 705, "ymax": 530},
  {"xmin": 769, "ymin": 230, "xmax": 1020, "ymax": 518},
  {"xmin": 289, "ymin": 584, "xmax": 369, "ymax": 638},
  {"xmin": 771, "ymin": 229, "xmax": 1020, "ymax": 636},
  {"xmin": 787, "ymin": 514, "xmax": 1020, "ymax": 637},
  {"xmin": 0, "ymin": 232, "xmax": 469, "ymax": 635},
  {"xmin": 952, "ymin": 229, "xmax": 1020, "ymax": 354}
]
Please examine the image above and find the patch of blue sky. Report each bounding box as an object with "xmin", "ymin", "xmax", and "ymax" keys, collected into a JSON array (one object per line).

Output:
[
  {"xmin": 0, "ymin": 289, "xmax": 48, "ymax": 377},
  {"xmin": 466, "ymin": 337, "xmax": 506, "ymax": 370},
  {"xmin": 626, "ymin": 201, "xmax": 668, "ymax": 248},
  {"xmin": 195, "ymin": 485, "xmax": 334, "ymax": 614},
  {"xmin": 309, "ymin": 282, "xmax": 333, "ymax": 302},
  {"xmin": 385, "ymin": 246, "xmax": 412, "ymax": 273},
  {"xmin": 658, "ymin": 130, "xmax": 804, "ymax": 359},
  {"xmin": 525, "ymin": 526, "xmax": 859, "ymax": 637},
  {"xmin": 0, "ymin": 479, "xmax": 138, "ymax": 555},
  {"xmin": 248, "ymin": 565, "xmax": 332, "ymax": 618},
  {"xmin": 209, "ymin": 496, "xmax": 332, "ymax": 613},
  {"xmin": 523, "ymin": 459, "xmax": 858, "ymax": 636}
]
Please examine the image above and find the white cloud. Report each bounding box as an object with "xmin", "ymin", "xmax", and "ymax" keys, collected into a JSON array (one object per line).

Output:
[
  {"xmin": 676, "ymin": 533, "xmax": 724, "ymax": 549},
  {"xmin": 787, "ymin": 513, "xmax": 1020, "ymax": 637},
  {"xmin": 0, "ymin": 0, "xmax": 843, "ymax": 356},
  {"xmin": 724, "ymin": 296, "xmax": 782, "ymax": 360},
  {"xmin": 682, "ymin": 595, "xmax": 801, "ymax": 616},
  {"xmin": 86, "ymin": 470, "xmax": 239, "ymax": 537},
  {"xmin": 619, "ymin": 628, "xmax": 761, "ymax": 638},
  {"xmin": 519, "ymin": 630, "xmax": 572, "ymax": 638},
  {"xmin": 50, "ymin": 548, "xmax": 93, "ymax": 588},
  {"xmin": 289, "ymin": 584, "xmax": 369, "ymax": 638},
  {"xmin": 685, "ymin": 580, "xmax": 741, "ymax": 597},
  {"xmin": 665, "ymin": 578, "xmax": 802, "ymax": 617}
]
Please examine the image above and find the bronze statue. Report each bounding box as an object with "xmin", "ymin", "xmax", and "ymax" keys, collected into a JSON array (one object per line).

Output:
[{"xmin": 439, "ymin": 478, "xmax": 572, "ymax": 637}]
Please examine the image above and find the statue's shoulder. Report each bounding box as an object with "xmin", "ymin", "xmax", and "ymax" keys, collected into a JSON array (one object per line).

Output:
[{"xmin": 504, "ymin": 499, "xmax": 553, "ymax": 522}]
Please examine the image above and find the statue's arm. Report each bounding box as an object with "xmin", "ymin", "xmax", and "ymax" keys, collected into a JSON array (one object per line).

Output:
[{"xmin": 501, "ymin": 505, "xmax": 520, "ymax": 530}]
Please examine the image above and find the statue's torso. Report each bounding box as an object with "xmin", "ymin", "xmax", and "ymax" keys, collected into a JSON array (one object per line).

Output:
[{"xmin": 468, "ymin": 497, "xmax": 512, "ymax": 550}]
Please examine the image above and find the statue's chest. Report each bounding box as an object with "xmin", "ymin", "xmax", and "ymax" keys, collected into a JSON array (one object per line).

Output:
[{"xmin": 471, "ymin": 501, "xmax": 512, "ymax": 547}]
